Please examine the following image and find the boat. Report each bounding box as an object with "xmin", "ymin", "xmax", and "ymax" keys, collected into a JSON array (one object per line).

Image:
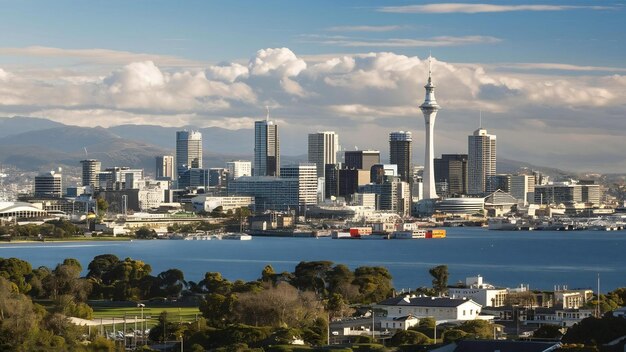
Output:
[
  {"xmin": 488, "ymin": 218, "xmax": 520, "ymax": 231},
  {"xmin": 392, "ymin": 230, "xmax": 427, "ymax": 239},
  {"xmin": 222, "ymin": 233, "xmax": 252, "ymax": 240}
]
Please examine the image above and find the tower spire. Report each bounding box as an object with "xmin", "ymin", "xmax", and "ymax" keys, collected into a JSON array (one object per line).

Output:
[
  {"xmin": 265, "ymin": 105, "xmax": 270, "ymax": 122},
  {"xmin": 479, "ymin": 110, "xmax": 482, "ymax": 128},
  {"xmin": 428, "ymin": 52, "xmax": 432, "ymax": 82}
]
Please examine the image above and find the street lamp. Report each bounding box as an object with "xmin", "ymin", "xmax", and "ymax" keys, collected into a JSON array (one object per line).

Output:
[{"xmin": 137, "ymin": 303, "xmax": 145, "ymax": 345}]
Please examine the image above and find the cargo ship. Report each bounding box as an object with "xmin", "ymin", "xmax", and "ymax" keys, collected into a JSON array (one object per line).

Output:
[
  {"xmin": 332, "ymin": 228, "xmax": 446, "ymax": 239},
  {"xmin": 391, "ymin": 229, "xmax": 446, "ymax": 239}
]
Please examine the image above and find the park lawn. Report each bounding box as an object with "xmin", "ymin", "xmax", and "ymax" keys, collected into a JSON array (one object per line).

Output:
[{"xmin": 91, "ymin": 306, "xmax": 201, "ymax": 327}]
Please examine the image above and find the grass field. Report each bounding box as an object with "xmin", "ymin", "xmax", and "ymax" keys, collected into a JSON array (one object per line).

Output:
[{"xmin": 91, "ymin": 306, "xmax": 201, "ymax": 327}]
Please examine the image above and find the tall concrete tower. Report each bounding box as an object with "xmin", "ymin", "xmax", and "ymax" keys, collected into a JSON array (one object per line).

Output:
[{"xmin": 419, "ymin": 56, "xmax": 440, "ymax": 199}]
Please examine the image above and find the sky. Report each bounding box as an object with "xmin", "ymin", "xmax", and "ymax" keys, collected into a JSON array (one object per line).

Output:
[{"xmin": 0, "ymin": 0, "xmax": 625, "ymax": 172}]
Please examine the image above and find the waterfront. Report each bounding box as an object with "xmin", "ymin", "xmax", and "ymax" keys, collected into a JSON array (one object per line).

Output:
[{"xmin": 1, "ymin": 227, "xmax": 624, "ymax": 292}]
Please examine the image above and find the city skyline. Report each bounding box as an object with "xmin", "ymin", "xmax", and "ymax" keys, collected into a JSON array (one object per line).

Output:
[{"xmin": 0, "ymin": 1, "xmax": 624, "ymax": 172}]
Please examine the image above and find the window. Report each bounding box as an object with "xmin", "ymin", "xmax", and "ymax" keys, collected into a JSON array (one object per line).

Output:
[{"xmin": 463, "ymin": 310, "xmax": 466, "ymax": 316}]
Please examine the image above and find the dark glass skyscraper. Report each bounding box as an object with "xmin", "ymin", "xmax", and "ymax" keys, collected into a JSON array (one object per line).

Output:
[{"xmin": 389, "ymin": 131, "xmax": 412, "ymax": 183}]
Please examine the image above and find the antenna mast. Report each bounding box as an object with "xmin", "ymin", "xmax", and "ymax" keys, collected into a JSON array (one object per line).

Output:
[{"xmin": 265, "ymin": 105, "xmax": 270, "ymax": 122}]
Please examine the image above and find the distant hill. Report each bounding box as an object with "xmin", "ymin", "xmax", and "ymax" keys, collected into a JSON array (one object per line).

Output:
[
  {"xmin": 0, "ymin": 116, "xmax": 65, "ymax": 139},
  {"xmin": 0, "ymin": 116, "xmax": 575, "ymax": 179}
]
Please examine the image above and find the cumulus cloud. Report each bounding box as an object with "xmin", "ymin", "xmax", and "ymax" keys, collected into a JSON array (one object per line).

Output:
[
  {"xmin": 1, "ymin": 46, "xmax": 626, "ymax": 171},
  {"xmin": 379, "ymin": 3, "xmax": 613, "ymax": 14},
  {"xmin": 249, "ymin": 48, "xmax": 306, "ymax": 77}
]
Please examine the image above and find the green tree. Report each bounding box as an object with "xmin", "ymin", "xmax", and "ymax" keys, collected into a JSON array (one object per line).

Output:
[
  {"xmin": 149, "ymin": 311, "xmax": 183, "ymax": 343},
  {"xmin": 200, "ymin": 293, "xmax": 237, "ymax": 327},
  {"xmin": 0, "ymin": 257, "xmax": 34, "ymax": 294},
  {"xmin": 457, "ymin": 319, "xmax": 494, "ymax": 339},
  {"xmin": 96, "ymin": 197, "xmax": 108, "ymax": 219},
  {"xmin": 261, "ymin": 265, "xmax": 276, "ymax": 283},
  {"xmin": 135, "ymin": 227, "xmax": 156, "ymax": 239},
  {"xmin": 533, "ymin": 324, "xmax": 564, "ymax": 339},
  {"xmin": 389, "ymin": 330, "xmax": 430, "ymax": 346},
  {"xmin": 428, "ymin": 265, "xmax": 448, "ymax": 296},
  {"xmin": 291, "ymin": 261, "xmax": 334, "ymax": 296},
  {"xmin": 352, "ymin": 266, "xmax": 394, "ymax": 303},
  {"xmin": 442, "ymin": 329, "xmax": 467, "ymax": 343},
  {"xmin": 155, "ymin": 269, "xmax": 186, "ymax": 297}
]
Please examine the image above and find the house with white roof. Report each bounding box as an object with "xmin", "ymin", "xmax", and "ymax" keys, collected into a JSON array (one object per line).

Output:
[{"xmin": 375, "ymin": 295, "xmax": 486, "ymax": 323}]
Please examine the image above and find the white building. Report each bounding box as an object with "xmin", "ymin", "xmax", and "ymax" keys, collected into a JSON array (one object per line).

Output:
[
  {"xmin": 308, "ymin": 131, "xmax": 338, "ymax": 178},
  {"xmin": 226, "ymin": 160, "xmax": 252, "ymax": 180},
  {"xmin": 280, "ymin": 164, "xmax": 318, "ymax": 210},
  {"xmin": 376, "ymin": 295, "xmax": 484, "ymax": 323},
  {"xmin": 191, "ymin": 195, "xmax": 254, "ymax": 213},
  {"xmin": 156, "ymin": 155, "xmax": 174, "ymax": 180},
  {"xmin": 448, "ymin": 276, "xmax": 508, "ymax": 308},
  {"xmin": 380, "ymin": 315, "xmax": 419, "ymax": 331},
  {"xmin": 468, "ymin": 128, "xmax": 497, "ymax": 195}
]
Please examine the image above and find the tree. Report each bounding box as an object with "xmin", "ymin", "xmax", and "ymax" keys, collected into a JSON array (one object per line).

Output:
[
  {"xmin": 428, "ymin": 265, "xmax": 448, "ymax": 296},
  {"xmin": 135, "ymin": 227, "xmax": 156, "ymax": 239},
  {"xmin": 149, "ymin": 311, "xmax": 183, "ymax": 343},
  {"xmin": 352, "ymin": 266, "xmax": 394, "ymax": 303},
  {"xmin": 389, "ymin": 330, "xmax": 430, "ymax": 346},
  {"xmin": 533, "ymin": 324, "xmax": 563, "ymax": 339},
  {"xmin": 261, "ymin": 265, "xmax": 276, "ymax": 284},
  {"xmin": 156, "ymin": 269, "xmax": 186, "ymax": 297},
  {"xmin": 200, "ymin": 293, "xmax": 236, "ymax": 327},
  {"xmin": 0, "ymin": 257, "xmax": 34, "ymax": 294},
  {"xmin": 458, "ymin": 319, "xmax": 494, "ymax": 339},
  {"xmin": 291, "ymin": 261, "xmax": 334, "ymax": 296},
  {"xmin": 442, "ymin": 329, "xmax": 467, "ymax": 343},
  {"xmin": 96, "ymin": 197, "xmax": 108, "ymax": 219}
]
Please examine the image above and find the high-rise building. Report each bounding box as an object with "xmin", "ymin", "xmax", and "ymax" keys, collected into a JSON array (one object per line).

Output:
[
  {"xmin": 178, "ymin": 168, "xmax": 209, "ymax": 189},
  {"xmin": 254, "ymin": 116, "xmax": 280, "ymax": 177},
  {"xmin": 468, "ymin": 128, "xmax": 497, "ymax": 194},
  {"xmin": 370, "ymin": 164, "xmax": 398, "ymax": 184},
  {"xmin": 280, "ymin": 163, "xmax": 318, "ymax": 210},
  {"xmin": 344, "ymin": 150, "xmax": 380, "ymax": 171},
  {"xmin": 176, "ymin": 130, "xmax": 202, "ymax": 177},
  {"xmin": 389, "ymin": 131, "xmax": 412, "ymax": 183},
  {"xmin": 80, "ymin": 159, "xmax": 101, "ymax": 190},
  {"xmin": 419, "ymin": 57, "xmax": 440, "ymax": 199},
  {"xmin": 156, "ymin": 155, "xmax": 174, "ymax": 180},
  {"xmin": 434, "ymin": 154, "xmax": 468, "ymax": 196},
  {"xmin": 510, "ymin": 174, "xmax": 535, "ymax": 205},
  {"xmin": 226, "ymin": 160, "xmax": 252, "ymax": 180},
  {"xmin": 34, "ymin": 170, "xmax": 63, "ymax": 197},
  {"xmin": 308, "ymin": 131, "xmax": 339, "ymax": 178}
]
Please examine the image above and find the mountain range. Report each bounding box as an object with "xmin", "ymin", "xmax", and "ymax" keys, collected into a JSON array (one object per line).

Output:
[{"xmin": 0, "ymin": 116, "xmax": 574, "ymax": 179}]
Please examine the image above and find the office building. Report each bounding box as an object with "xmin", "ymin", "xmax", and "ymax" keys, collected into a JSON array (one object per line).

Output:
[
  {"xmin": 34, "ymin": 170, "xmax": 63, "ymax": 197},
  {"xmin": 325, "ymin": 164, "xmax": 340, "ymax": 199},
  {"xmin": 434, "ymin": 154, "xmax": 468, "ymax": 196},
  {"xmin": 510, "ymin": 175, "xmax": 535, "ymax": 206},
  {"xmin": 280, "ymin": 163, "xmax": 318, "ymax": 210},
  {"xmin": 229, "ymin": 177, "xmax": 298, "ymax": 212},
  {"xmin": 176, "ymin": 130, "xmax": 202, "ymax": 176},
  {"xmin": 580, "ymin": 181, "xmax": 601, "ymax": 206},
  {"xmin": 344, "ymin": 150, "xmax": 380, "ymax": 171},
  {"xmin": 80, "ymin": 159, "xmax": 101, "ymax": 189},
  {"xmin": 419, "ymin": 57, "xmax": 440, "ymax": 199},
  {"xmin": 178, "ymin": 168, "xmax": 209, "ymax": 189},
  {"xmin": 534, "ymin": 183, "xmax": 582, "ymax": 205},
  {"xmin": 488, "ymin": 174, "xmax": 511, "ymax": 193},
  {"xmin": 254, "ymin": 116, "xmax": 280, "ymax": 177},
  {"xmin": 389, "ymin": 131, "xmax": 412, "ymax": 183},
  {"xmin": 209, "ymin": 168, "xmax": 228, "ymax": 187},
  {"xmin": 360, "ymin": 178, "xmax": 411, "ymax": 217},
  {"xmin": 338, "ymin": 169, "xmax": 370, "ymax": 198},
  {"xmin": 370, "ymin": 164, "xmax": 398, "ymax": 184},
  {"xmin": 226, "ymin": 160, "xmax": 252, "ymax": 180},
  {"xmin": 468, "ymin": 128, "xmax": 497, "ymax": 194},
  {"xmin": 308, "ymin": 131, "xmax": 339, "ymax": 178},
  {"xmin": 156, "ymin": 155, "xmax": 174, "ymax": 180}
]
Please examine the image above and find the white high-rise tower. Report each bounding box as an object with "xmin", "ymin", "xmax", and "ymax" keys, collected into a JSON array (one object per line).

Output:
[{"xmin": 419, "ymin": 56, "xmax": 440, "ymax": 199}]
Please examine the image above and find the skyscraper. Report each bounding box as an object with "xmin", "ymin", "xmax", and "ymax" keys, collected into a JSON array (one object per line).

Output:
[
  {"xmin": 254, "ymin": 112, "xmax": 280, "ymax": 177},
  {"xmin": 468, "ymin": 128, "xmax": 497, "ymax": 194},
  {"xmin": 226, "ymin": 160, "xmax": 252, "ymax": 180},
  {"xmin": 156, "ymin": 155, "xmax": 174, "ymax": 180},
  {"xmin": 434, "ymin": 154, "xmax": 468, "ymax": 196},
  {"xmin": 344, "ymin": 150, "xmax": 380, "ymax": 171},
  {"xmin": 34, "ymin": 170, "xmax": 63, "ymax": 197},
  {"xmin": 389, "ymin": 131, "xmax": 412, "ymax": 183},
  {"xmin": 419, "ymin": 56, "xmax": 440, "ymax": 199},
  {"xmin": 80, "ymin": 159, "xmax": 101, "ymax": 189},
  {"xmin": 308, "ymin": 131, "xmax": 338, "ymax": 178},
  {"xmin": 176, "ymin": 130, "xmax": 202, "ymax": 177}
]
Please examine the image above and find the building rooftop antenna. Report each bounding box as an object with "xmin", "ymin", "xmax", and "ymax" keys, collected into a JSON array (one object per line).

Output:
[
  {"xmin": 479, "ymin": 110, "xmax": 483, "ymax": 129},
  {"xmin": 265, "ymin": 105, "xmax": 270, "ymax": 122}
]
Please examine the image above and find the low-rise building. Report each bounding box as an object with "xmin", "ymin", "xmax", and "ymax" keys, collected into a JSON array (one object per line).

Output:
[
  {"xmin": 191, "ymin": 195, "xmax": 254, "ymax": 213},
  {"xmin": 376, "ymin": 295, "xmax": 484, "ymax": 323},
  {"xmin": 379, "ymin": 315, "xmax": 419, "ymax": 331},
  {"xmin": 448, "ymin": 276, "xmax": 508, "ymax": 308}
]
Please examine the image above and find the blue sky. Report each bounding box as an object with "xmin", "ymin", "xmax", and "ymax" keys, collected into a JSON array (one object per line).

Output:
[{"xmin": 0, "ymin": 1, "xmax": 625, "ymax": 172}]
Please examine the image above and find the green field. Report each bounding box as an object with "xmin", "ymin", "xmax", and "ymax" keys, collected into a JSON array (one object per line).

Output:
[{"xmin": 91, "ymin": 306, "xmax": 201, "ymax": 327}]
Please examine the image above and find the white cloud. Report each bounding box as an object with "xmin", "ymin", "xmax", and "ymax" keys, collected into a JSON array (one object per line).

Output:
[
  {"xmin": 1, "ymin": 46, "xmax": 626, "ymax": 171},
  {"xmin": 379, "ymin": 3, "xmax": 613, "ymax": 14},
  {"xmin": 307, "ymin": 35, "xmax": 501, "ymax": 47},
  {"xmin": 248, "ymin": 48, "xmax": 307, "ymax": 77},
  {"xmin": 326, "ymin": 25, "xmax": 405, "ymax": 32}
]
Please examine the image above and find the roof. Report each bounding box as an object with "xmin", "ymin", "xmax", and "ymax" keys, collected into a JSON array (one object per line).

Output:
[
  {"xmin": 449, "ymin": 340, "xmax": 560, "ymax": 352},
  {"xmin": 378, "ymin": 296, "xmax": 481, "ymax": 308}
]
